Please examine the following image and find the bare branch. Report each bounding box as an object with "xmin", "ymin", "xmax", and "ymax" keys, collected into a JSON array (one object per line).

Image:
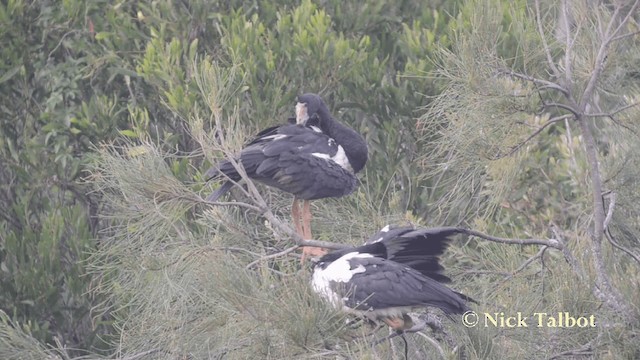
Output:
[
  {"xmin": 458, "ymin": 269, "xmax": 510, "ymax": 277},
  {"xmin": 490, "ymin": 115, "xmax": 571, "ymax": 160},
  {"xmin": 245, "ymin": 238, "xmax": 354, "ymax": 269},
  {"xmin": 245, "ymin": 245, "xmax": 300, "ymax": 269},
  {"xmin": 504, "ymin": 246, "xmax": 549, "ymax": 280},
  {"xmin": 611, "ymin": 29, "xmax": 640, "ymax": 42},
  {"xmin": 549, "ymin": 333, "xmax": 603, "ymax": 360},
  {"xmin": 584, "ymin": 102, "xmax": 640, "ymax": 118},
  {"xmin": 414, "ymin": 331, "xmax": 446, "ymax": 359},
  {"xmin": 605, "ymin": 231, "xmax": 640, "ymax": 267},
  {"xmin": 561, "ymin": 0, "xmax": 573, "ymax": 85},
  {"xmin": 550, "ymin": 224, "xmax": 585, "ymax": 280},
  {"xmin": 299, "ymin": 239, "xmax": 350, "ymax": 250},
  {"xmin": 202, "ymin": 199, "xmax": 264, "ymax": 212},
  {"xmin": 534, "ymin": 0, "xmax": 560, "ymax": 77},
  {"xmin": 502, "ymin": 69, "xmax": 569, "ymax": 96},
  {"xmin": 544, "ymin": 102, "xmax": 579, "ymax": 115},
  {"xmin": 603, "ymin": 192, "xmax": 616, "ymax": 231},
  {"xmin": 610, "ymin": 0, "xmax": 640, "ymax": 42},
  {"xmin": 460, "ymin": 228, "xmax": 562, "ymax": 249},
  {"xmin": 577, "ymin": 114, "xmax": 630, "ymax": 314},
  {"xmin": 119, "ymin": 349, "xmax": 162, "ymax": 360},
  {"xmin": 579, "ymin": 1, "xmax": 640, "ymax": 109}
]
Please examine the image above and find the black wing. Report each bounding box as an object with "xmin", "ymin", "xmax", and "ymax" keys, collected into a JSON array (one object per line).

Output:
[
  {"xmin": 340, "ymin": 226, "xmax": 463, "ymax": 283},
  {"xmin": 342, "ymin": 256, "xmax": 469, "ymax": 315},
  {"xmin": 206, "ymin": 124, "xmax": 357, "ymax": 201}
]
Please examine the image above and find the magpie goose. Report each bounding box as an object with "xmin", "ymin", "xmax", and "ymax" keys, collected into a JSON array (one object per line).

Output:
[
  {"xmin": 312, "ymin": 226, "xmax": 471, "ymax": 331},
  {"xmin": 205, "ymin": 93, "xmax": 368, "ymax": 259}
]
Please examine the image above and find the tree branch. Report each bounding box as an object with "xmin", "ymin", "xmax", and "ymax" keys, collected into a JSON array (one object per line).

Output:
[
  {"xmin": 201, "ymin": 198, "xmax": 263, "ymax": 212},
  {"xmin": 245, "ymin": 245, "xmax": 300, "ymax": 269},
  {"xmin": 501, "ymin": 69, "xmax": 569, "ymax": 96},
  {"xmin": 550, "ymin": 224, "xmax": 585, "ymax": 280},
  {"xmin": 610, "ymin": 0, "xmax": 640, "ymax": 42},
  {"xmin": 577, "ymin": 114, "xmax": 630, "ymax": 314},
  {"xmin": 579, "ymin": 1, "xmax": 639, "ymax": 109},
  {"xmin": 543, "ymin": 102, "xmax": 579, "ymax": 116},
  {"xmin": 460, "ymin": 228, "xmax": 562, "ymax": 249},
  {"xmin": 584, "ymin": 102, "xmax": 640, "ymax": 118},
  {"xmin": 606, "ymin": 231, "xmax": 640, "ymax": 267},
  {"xmin": 534, "ymin": 0, "xmax": 560, "ymax": 77},
  {"xmin": 503, "ymin": 246, "xmax": 549, "ymax": 280},
  {"xmin": 603, "ymin": 192, "xmax": 616, "ymax": 231},
  {"xmin": 245, "ymin": 237, "xmax": 353, "ymax": 269},
  {"xmin": 490, "ymin": 115, "xmax": 571, "ymax": 160},
  {"xmin": 611, "ymin": 29, "xmax": 640, "ymax": 42},
  {"xmin": 561, "ymin": 0, "xmax": 574, "ymax": 86}
]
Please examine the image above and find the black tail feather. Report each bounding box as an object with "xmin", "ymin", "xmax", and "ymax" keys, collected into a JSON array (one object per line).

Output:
[
  {"xmin": 454, "ymin": 290, "xmax": 478, "ymax": 304},
  {"xmin": 376, "ymin": 226, "xmax": 465, "ymax": 282},
  {"xmin": 206, "ymin": 181, "xmax": 234, "ymax": 202}
]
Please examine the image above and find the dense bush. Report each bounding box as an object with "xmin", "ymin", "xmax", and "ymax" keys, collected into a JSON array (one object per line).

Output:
[
  {"xmin": 0, "ymin": 0, "xmax": 462, "ymax": 354},
  {"xmin": 2, "ymin": 0, "xmax": 639, "ymax": 358}
]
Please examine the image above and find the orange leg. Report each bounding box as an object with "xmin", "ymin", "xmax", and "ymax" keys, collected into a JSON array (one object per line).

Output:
[
  {"xmin": 382, "ymin": 315, "xmax": 412, "ymax": 331},
  {"xmin": 291, "ymin": 197, "xmax": 304, "ymax": 238},
  {"xmin": 300, "ymin": 199, "xmax": 327, "ymax": 260},
  {"xmin": 302, "ymin": 199, "xmax": 312, "ymax": 239}
]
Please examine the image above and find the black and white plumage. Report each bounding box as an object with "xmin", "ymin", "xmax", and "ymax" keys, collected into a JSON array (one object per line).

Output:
[
  {"xmin": 205, "ymin": 93, "xmax": 367, "ymax": 202},
  {"xmin": 312, "ymin": 226, "xmax": 471, "ymax": 330},
  {"xmin": 205, "ymin": 93, "xmax": 368, "ymax": 258}
]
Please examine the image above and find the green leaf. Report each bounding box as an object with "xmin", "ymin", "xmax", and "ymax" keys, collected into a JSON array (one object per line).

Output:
[
  {"xmin": 0, "ymin": 65, "xmax": 21, "ymax": 84},
  {"xmin": 119, "ymin": 129, "xmax": 138, "ymax": 138},
  {"xmin": 94, "ymin": 31, "xmax": 111, "ymax": 41}
]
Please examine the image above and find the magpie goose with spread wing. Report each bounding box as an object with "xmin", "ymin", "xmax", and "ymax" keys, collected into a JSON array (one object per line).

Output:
[
  {"xmin": 312, "ymin": 226, "xmax": 472, "ymax": 331},
  {"xmin": 205, "ymin": 93, "xmax": 368, "ymax": 259}
]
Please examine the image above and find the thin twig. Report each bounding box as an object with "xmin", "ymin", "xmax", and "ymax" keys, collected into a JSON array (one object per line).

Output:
[
  {"xmin": 245, "ymin": 238, "xmax": 353, "ymax": 268},
  {"xmin": 459, "ymin": 228, "xmax": 562, "ymax": 249},
  {"xmin": 550, "ymin": 224, "xmax": 585, "ymax": 280},
  {"xmin": 605, "ymin": 231, "xmax": 640, "ymax": 267},
  {"xmin": 577, "ymin": 112, "xmax": 629, "ymax": 314},
  {"xmin": 490, "ymin": 115, "xmax": 571, "ymax": 159},
  {"xmin": 118, "ymin": 349, "xmax": 162, "ymax": 360},
  {"xmin": 503, "ymin": 246, "xmax": 549, "ymax": 281},
  {"xmin": 414, "ymin": 331, "xmax": 447, "ymax": 360},
  {"xmin": 544, "ymin": 102, "xmax": 579, "ymax": 115},
  {"xmin": 501, "ymin": 69, "xmax": 568, "ymax": 96},
  {"xmin": 201, "ymin": 199, "xmax": 264, "ymax": 212},
  {"xmin": 561, "ymin": 0, "xmax": 573, "ymax": 86},
  {"xmin": 548, "ymin": 334, "xmax": 602, "ymax": 360},
  {"xmin": 584, "ymin": 102, "xmax": 640, "ymax": 118},
  {"xmin": 610, "ymin": 0, "xmax": 640, "ymax": 42},
  {"xmin": 245, "ymin": 245, "xmax": 300, "ymax": 269},
  {"xmin": 534, "ymin": 0, "xmax": 560, "ymax": 77},
  {"xmin": 457, "ymin": 270, "xmax": 511, "ymax": 277},
  {"xmin": 610, "ymin": 29, "xmax": 640, "ymax": 42},
  {"xmin": 579, "ymin": 1, "xmax": 639, "ymax": 109},
  {"xmin": 602, "ymin": 192, "xmax": 616, "ymax": 231}
]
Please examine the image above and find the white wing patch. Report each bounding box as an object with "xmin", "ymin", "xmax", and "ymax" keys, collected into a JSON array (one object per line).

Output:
[
  {"xmin": 295, "ymin": 102, "xmax": 309, "ymax": 124},
  {"xmin": 312, "ymin": 252, "xmax": 373, "ymax": 308},
  {"xmin": 311, "ymin": 145, "xmax": 353, "ymax": 172},
  {"xmin": 309, "ymin": 125, "xmax": 322, "ymax": 133},
  {"xmin": 261, "ymin": 134, "xmax": 288, "ymax": 141},
  {"xmin": 366, "ymin": 225, "xmax": 392, "ymax": 244}
]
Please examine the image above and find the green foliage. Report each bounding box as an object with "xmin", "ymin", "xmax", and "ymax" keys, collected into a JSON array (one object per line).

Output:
[
  {"xmin": 419, "ymin": 0, "xmax": 640, "ymax": 358},
  {"xmin": 5, "ymin": 0, "xmax": 640, "ymax": 358}
]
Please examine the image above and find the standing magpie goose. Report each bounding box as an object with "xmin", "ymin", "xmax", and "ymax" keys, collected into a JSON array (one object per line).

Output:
[
  {"xmin": 312, "ymin": 226, "xmax": 472, "ymax": 331},
  {"xmin": 205, "ymin": 93, "xmax": 368, "ymax": 259}
]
